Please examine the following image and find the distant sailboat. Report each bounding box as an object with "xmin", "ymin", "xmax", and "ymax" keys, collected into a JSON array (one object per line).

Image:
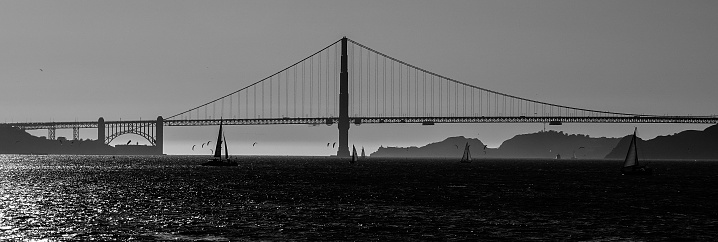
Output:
[
  {"xmin": 361, "ymin": 147, "xmax": 366, "ymax": 158},
  {"xmin": 460, "ymin": 142, "xmax": 471, "ymax": 163},
  {"xmin": 350, "ymin": 145, "xmax": 358, "ymax": 164},
  {"xmin": 621, "ymin": 127, "xmax": 652, "ymax": 176},
  {"xmin": 201, "ymin": 120, "xmax": 237, "ymax": 166},
  {"xmin": 555, "ymin": 154, "xmax": 561, "ymax": 160}
]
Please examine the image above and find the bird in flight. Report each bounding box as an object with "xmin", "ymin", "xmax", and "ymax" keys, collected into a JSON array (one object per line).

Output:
[{"xmin": 253, "ymin": 142, "xmax": 257, "ymax": 146}]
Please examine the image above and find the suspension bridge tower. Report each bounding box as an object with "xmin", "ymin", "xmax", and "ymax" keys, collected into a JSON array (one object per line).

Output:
[{"xmin": 337, "ymin": 37, "xmax": 350, "ymax": 157}]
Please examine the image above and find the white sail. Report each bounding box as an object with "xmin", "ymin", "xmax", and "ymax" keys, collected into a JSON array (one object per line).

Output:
[{"xmin": 623, "ymin": 128, "xmax": 639, "ymax": 168}]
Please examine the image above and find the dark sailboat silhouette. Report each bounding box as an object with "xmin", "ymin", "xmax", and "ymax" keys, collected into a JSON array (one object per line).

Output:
[
  {"xmin": 350, "ymin": 145, "xmax": 358, "ymax": 164},
  {"xmin": 361, "ymin": 147, "xmax": 366, "ymax": 158},
  {"xmin": 201, "ymin": 120, "xmax": 237, "ymax": 166},
  {"xmin": 460, "ymin": 142, "xmax": 471, "ymax": 163},
  {"xmin": 621, "ymin": 127, "xmax": 652, "ymax": 176}
]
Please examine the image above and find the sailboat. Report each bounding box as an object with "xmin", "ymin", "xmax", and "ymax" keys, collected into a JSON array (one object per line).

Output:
[
  {"xmin": 361, "ymin": 147, "xmax": 366, "ymax": 159},
  {"xmin": 201, "ymin": 120, "xmax": 238, "ymax": 166},
  {"xmin": 621, "ymin": 127, "xmax": 651, "ymax": 176},
  {"xmin": 460, "ymin": 142, "xmax": 471, "ymax": 163},
  {"xmin": 350, "ymin": 145, "xmax": 358, "ymax": 164}
]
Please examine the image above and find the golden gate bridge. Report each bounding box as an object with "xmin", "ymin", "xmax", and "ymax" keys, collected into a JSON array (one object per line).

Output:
[{"xmin": 5, "ymin": 37, "xmax": 717, "ymax": 156}]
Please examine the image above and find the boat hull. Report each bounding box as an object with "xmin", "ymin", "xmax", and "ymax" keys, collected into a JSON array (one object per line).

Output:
[{"xmin": 201, "ymin": 159, "xmax": 238, "ymax": 166}]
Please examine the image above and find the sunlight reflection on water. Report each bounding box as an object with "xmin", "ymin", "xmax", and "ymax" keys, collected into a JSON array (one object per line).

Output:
[{"xmin": 1, "ymin": 155, "xmax": 717, "ymax": 240}]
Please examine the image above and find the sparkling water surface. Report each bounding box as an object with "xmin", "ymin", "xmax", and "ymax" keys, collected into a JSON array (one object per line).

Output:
[{"xmin": 1, "ymin": 155, "xmax": 716, "ymax": 241}]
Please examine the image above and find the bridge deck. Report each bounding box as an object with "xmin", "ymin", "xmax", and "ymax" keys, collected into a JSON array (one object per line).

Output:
[{"xmin": 5, "ymin": 116, "xmax": 717, "ymax": 130}]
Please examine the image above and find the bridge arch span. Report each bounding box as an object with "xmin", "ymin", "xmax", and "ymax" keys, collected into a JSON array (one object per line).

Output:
[
  {"xmin": 105, "ymin": 130, "xmax": 156, "ymax": 146},
  {"xmin": 101, "ymin": 120, "xmax": 159, "ymax": 146}
]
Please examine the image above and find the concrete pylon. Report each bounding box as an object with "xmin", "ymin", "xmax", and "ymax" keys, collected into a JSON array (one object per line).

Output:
[
  {"xmin": 98, "ymin": 117, "xmax": 105, "ymax": 143},
  {"xmin": 156, "ymin": 116, "xmax": 163, "ymax": 155}
]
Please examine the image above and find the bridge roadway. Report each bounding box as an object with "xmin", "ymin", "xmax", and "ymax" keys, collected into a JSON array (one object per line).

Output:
[{"xmin": 7, "ymin": 115, "xmax": 718, "ymax": 130}]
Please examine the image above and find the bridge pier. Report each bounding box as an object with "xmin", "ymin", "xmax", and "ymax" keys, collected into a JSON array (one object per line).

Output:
[
  {"xmin": 337, "ymin": 37, "xmax": 350, "ymax": 157},
  {"xmin": 156, "ymin": 116, "xmax": 163, "ymax": 155},
  {"xmin": 47, "ymin": 127, "xmax": 56, "ymax": 140},
  {"xmin": 73, "ymin": 127, "xmax": 80, "ymax": 140},
  {"xmin": 98, "ymin": 117, "xmax": 105, "ymax": 143}
]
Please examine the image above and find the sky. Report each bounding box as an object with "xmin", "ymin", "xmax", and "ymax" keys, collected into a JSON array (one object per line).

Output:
[{"xmin": 2, "ymin": 0, "xmax": 717, "ymax": 155}]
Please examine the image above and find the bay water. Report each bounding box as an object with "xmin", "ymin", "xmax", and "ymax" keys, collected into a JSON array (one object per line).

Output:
[{"xmin": 1, "ymin": 155, "xmax": 716, "ymax": 241}]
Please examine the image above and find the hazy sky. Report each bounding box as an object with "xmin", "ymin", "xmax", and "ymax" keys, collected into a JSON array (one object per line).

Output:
[{"xmin": 2, "ymin": 1, "xmax": 717, "ymax": 155}]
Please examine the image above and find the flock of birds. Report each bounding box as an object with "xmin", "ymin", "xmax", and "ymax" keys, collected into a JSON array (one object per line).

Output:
[
  {"xmin": 191, "ymin": 140, "xmax": 258, "ymax": 152},
  {"xmin": 454, "ymin": 143, "xmax": 489, "ymax": 154},
  {"xmin": 189, "ymin": 141, "xmax": 342, "ymax": 152}
]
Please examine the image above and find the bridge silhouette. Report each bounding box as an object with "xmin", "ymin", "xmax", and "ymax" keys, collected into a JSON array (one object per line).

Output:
[{"xmin": 5, "ymin": 37, "xmax": 717, "ymax": 156}]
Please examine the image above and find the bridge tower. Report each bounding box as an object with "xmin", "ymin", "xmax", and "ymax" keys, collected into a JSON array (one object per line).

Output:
[
  {"xmin": 98, "ymin": 117, "xmax": 105, "ymax": 142},
  {"xmin": 156, "ymin": 116, "xmax": 163, "ymax": 155},
  {"xmin": 337, "ymin": 37, "xmax": 350, "ymax": 157}
]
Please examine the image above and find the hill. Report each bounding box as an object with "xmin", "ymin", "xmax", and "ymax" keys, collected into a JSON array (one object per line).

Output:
[
  {"xmin": 1, "ymin": 125, "xmax": 115, "ymax": 154},
  {"xmin": 605, "ymin": 124, "xmax": 718, "ymax": 160},
  {"xmin": 371, "ymin": 130, "xmax": 620, "ymax": 159},
  {"xmin": 496, "ymin": 130, "xmax": 619, "ymax": 159},
  {"xmin": 372, "ymin": 136, "xmax": 488, "ymax": 158}
]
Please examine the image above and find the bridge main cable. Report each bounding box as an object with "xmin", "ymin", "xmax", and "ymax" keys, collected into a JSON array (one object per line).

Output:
[
  {"xmin": 166, "ymin": 38, "xmax": 343, "ymax": 120},
  {"xmin": 346, "ymin": 38, "xmax": 646, "ymax": 118}
]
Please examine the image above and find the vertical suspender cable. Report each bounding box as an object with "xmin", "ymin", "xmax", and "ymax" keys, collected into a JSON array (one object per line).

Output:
[
  {"xmin": 414, "ymin": 69, "xmax": 419, "ymax": 116},
  {"xmin": 317, "ymin": 53, "xmax": 322, "ymax": 117},
  {"xmin": 302, "ymin": 61, "xmax": 305, "ymax": 117},
  {"xmin": 326, "ymin": 49, "xmax": 329, "ymax": 117},
  {"xmin": 262, "ymin": 80, "xmax": 265, "ymax": 118},
  {"xmin": 270, "ymin": 76, "xmax": 272, "ymax": 117},
  {"xmin": 422, "ymin": 72, "xmax": 426, "ymax": 116},
  {"xmin": 439, "ymin": 77, "xmax": 442, "ymax": 116},
  {"xmin": 294, "ymin": 65, "xmax": 296, "ymax": 117},
  {"xmin": 359, "ymin": 47, "xmax": 362, "ymax": 116},
  {"xmin": 310, "ymin": 56, "xmax": 313, "ymax": 117}
]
